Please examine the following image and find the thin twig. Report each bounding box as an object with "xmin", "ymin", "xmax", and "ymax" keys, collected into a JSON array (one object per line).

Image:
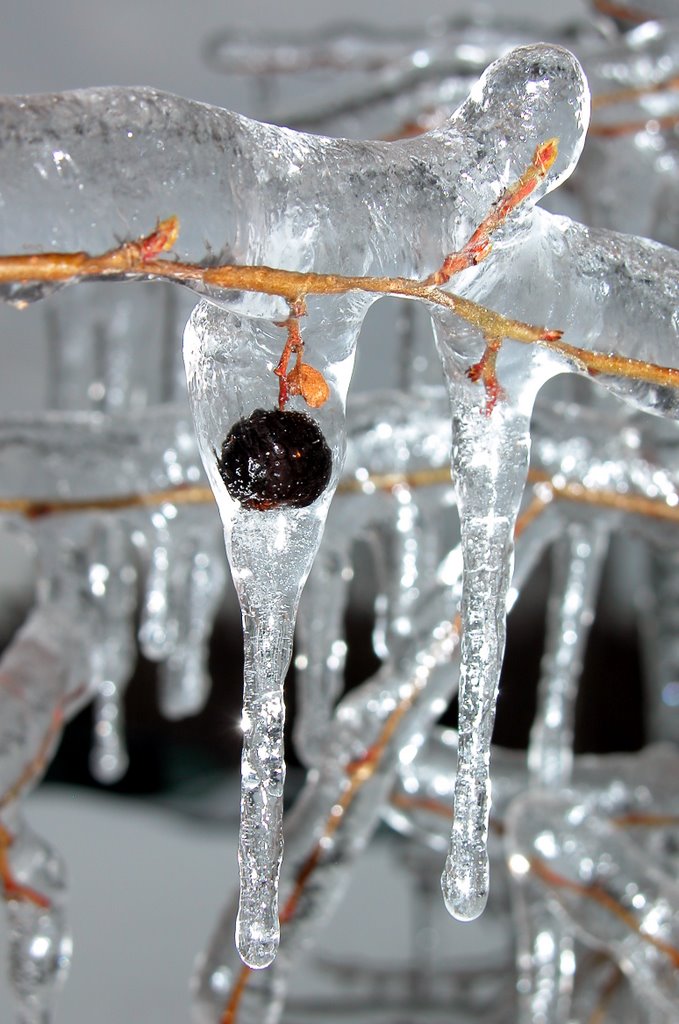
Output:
[
  {"xmin": 220, "ymin": 494, "xmax": 546, "ymax": 1022},
  {"xmin": 527, "ymin": 470, "xmax": 679, "ymax": 525},
  {"xmin": 0, "ymin": 236, "xmax": 558, "ymax": 347},
  {"xmin": 4, "ymin": 219, "xmax": 679, "ymax": 395},
  {"xmin": 592, "ymin": 0, "xmax": 658, "ymax": 23},
  {"xmin": 530, "ymin": 854, "xmax": 679, "ymax": 969}
]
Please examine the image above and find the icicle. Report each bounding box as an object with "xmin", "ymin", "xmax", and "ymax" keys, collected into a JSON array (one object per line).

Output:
[
  {"xmin": 184, "ymin": 295, "xmax": 367, "ymax": 968},
  {"xmin": 638, "ymin": 546, "xmax": 679, "ymax": 745},
  {"xmin": 528, "ymin": 521, "xmax": 608, "ymax": 788},
  {"xmin": 2, "ymin": 812, "xmax": 71, "ymax": 1024},
  {"xmin": 139, "ymin": 508, "xmax": 224, "ymax": 706},
  {"xmin": 43, "ymin": 282, "xmax": 172, "ymax": 414},
  {"xmin": 191, "ymin": 493, "xmax": 558, "ymax": 1023},
  {"xmin": 157, "ymin": 515, "xmax": 227, "ymax": 720},
  {"xmin": 509, "ymin": 855, "xmax": 577, "ymax": 1024},
  {"xmin": 84, "ymin": 518, "xmax": 137, "ymax": 784},
  {"xmin": 293, "ymin": 532, "xmax": 354, "ymax": 766},
  {"xmin": 439, "ymin": 387, "xmax": 536, "ymax": 921},
  {"xmin": 506, "ymin": 785, "xmax": 679, "ymax": 1020}
]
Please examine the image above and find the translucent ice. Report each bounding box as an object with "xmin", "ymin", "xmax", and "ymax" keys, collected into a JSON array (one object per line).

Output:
[
  {"xmin": 183, "ymin": 298, "xmax": 365, "ymax": 967},
  {"xmin": 7, "ymin": 40, "xmax": 679, "ymax": 976},
  {"xmin": 191, "ymin": 488, "xmax": 560, "ymax": 1023},
  {"xmin": 83, "ymin": 518, "xmax": 137, "ymax": 784},
  {"xmin": 527, "ymin": 522, "xmax": 608, "ymax": 788}
]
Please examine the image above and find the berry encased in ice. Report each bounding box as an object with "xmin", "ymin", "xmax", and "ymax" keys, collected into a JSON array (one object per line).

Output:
[{"xmin": 218, "ymin": 407, "xmax": 332, "ymax": 511}]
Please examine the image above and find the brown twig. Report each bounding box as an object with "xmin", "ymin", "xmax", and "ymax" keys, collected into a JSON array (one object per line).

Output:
[
  {"xmin": 389, "ymin": 791, "xmax": 506, "ymax": 836},
  {"xmin": 424, "ymin": 139, "xmax": 558, "ymax": 285},
  {"xmin": 5, "ymin": 217, "xmax": 679, "ymax": 399},
  {"xmin": 527, "ymin": 470, "xmax": 679, "ymax": 525},
  {"xmin": 530, "ymin": 855, "xmax": 679, "ymax": 969},
  {"xmin": 592, "ymin": 0, "xmax": 659, "ymax": 23},
  {"xmin": 613, "ymin": 811, "xmax": 679, "ymax": 828},
  {"xmin": 590, "ymin": 111, "xmax": 679, "ymax": 139},
  {"xmin": 0, "ymin": 229, "xmax": 556, "ymax": 348},
  {"xmin": 592, "ymin": 73, "xmax": 679, "ymax": 112},
  {"xmin": 0, "ymin": 483, "xmax": 213, "ymax": 520},
  {"xmin": 3, "ymin": 464, "xmax": 679, "ymax": 527},
  {"xmin": 220, "ymin": 492, "xmax": 548, "ymax": 1022}
]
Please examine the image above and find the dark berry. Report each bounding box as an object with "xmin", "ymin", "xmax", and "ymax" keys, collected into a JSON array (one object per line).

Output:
[{"xmin": 218, "ymin": 408, "xmax": 332, "ymax": 511}]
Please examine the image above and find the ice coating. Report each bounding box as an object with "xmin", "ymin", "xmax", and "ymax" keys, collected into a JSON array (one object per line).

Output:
[
  {"xmin": 506, "ymin": 783, "xmax": 679, "ymax": 1020},
  {"xmin": 83, "ymin": 518, "xmax": 137, "ymax": 784},
  {"xmin": 0, "ymin": 602, "xmax": 88, "ymax": 1023},
  {"xmin": 572, "ymin": 23, "xmax": 679, "ymax": 245},
  {"xmin": 154, "ymin": 513, "xmax": 227, "ymax": 720},
  {"xmin": 0, "ymin": 46, "xmax": 587, "ymax": 306},
  {"xmin": 11, "ymin": 37, "xmax": 679, "ymax": 985},
  {"xmin": 293, "ymin": 386, "xmax": 451, "ymax": 765}
]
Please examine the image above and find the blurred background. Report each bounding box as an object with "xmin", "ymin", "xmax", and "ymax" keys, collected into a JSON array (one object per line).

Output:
[{"xmin": 0, "ymin": 0, "xmax": 605, "ymax": 801}]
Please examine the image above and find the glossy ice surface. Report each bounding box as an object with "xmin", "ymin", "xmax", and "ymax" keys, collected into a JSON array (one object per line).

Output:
[{"xmin": 2, "ymin": 24, "xmax": 679, "ymax": 1024}]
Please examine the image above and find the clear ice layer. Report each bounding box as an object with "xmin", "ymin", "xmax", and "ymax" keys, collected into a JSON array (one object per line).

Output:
[{"xmin": 4, "ymin": 28, "xmax": 679, "ymax": 1024}]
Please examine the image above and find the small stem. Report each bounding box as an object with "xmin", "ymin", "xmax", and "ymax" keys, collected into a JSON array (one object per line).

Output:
[
  {"xmin": 466, "ymin": 335, "xmax": 504, "ymax": 414},
  {"xmin": 7, "ymin": 223, "xmax": 679, "ymax": 396},
  {"xmin": 273, "ymin": 314, "xmax": 303, "ymax": 409}
]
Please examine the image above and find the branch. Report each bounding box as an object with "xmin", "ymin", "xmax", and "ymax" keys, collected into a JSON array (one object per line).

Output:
[
  {"xmin": 530, "ymin": 854, "xmax": 679, "ymax": 969},
  {"xmin": 3, "ymin": 216, "xmax": 679, "ymax": 396}
]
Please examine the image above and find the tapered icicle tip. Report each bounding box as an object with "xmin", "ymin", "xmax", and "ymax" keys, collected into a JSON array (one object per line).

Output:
[
  {"xmin": 236, "ymin": 917, "xmax": 279, "ymax": 970},
  {"xmin": 441, "ymin": 846, "xmax": 489, "ymax": 922}
]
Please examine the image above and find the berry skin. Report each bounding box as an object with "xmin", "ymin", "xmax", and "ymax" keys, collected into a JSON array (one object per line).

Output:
[{"xmin": 218, "ymin": 408, "xmax": 332, "ymax": 511}]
